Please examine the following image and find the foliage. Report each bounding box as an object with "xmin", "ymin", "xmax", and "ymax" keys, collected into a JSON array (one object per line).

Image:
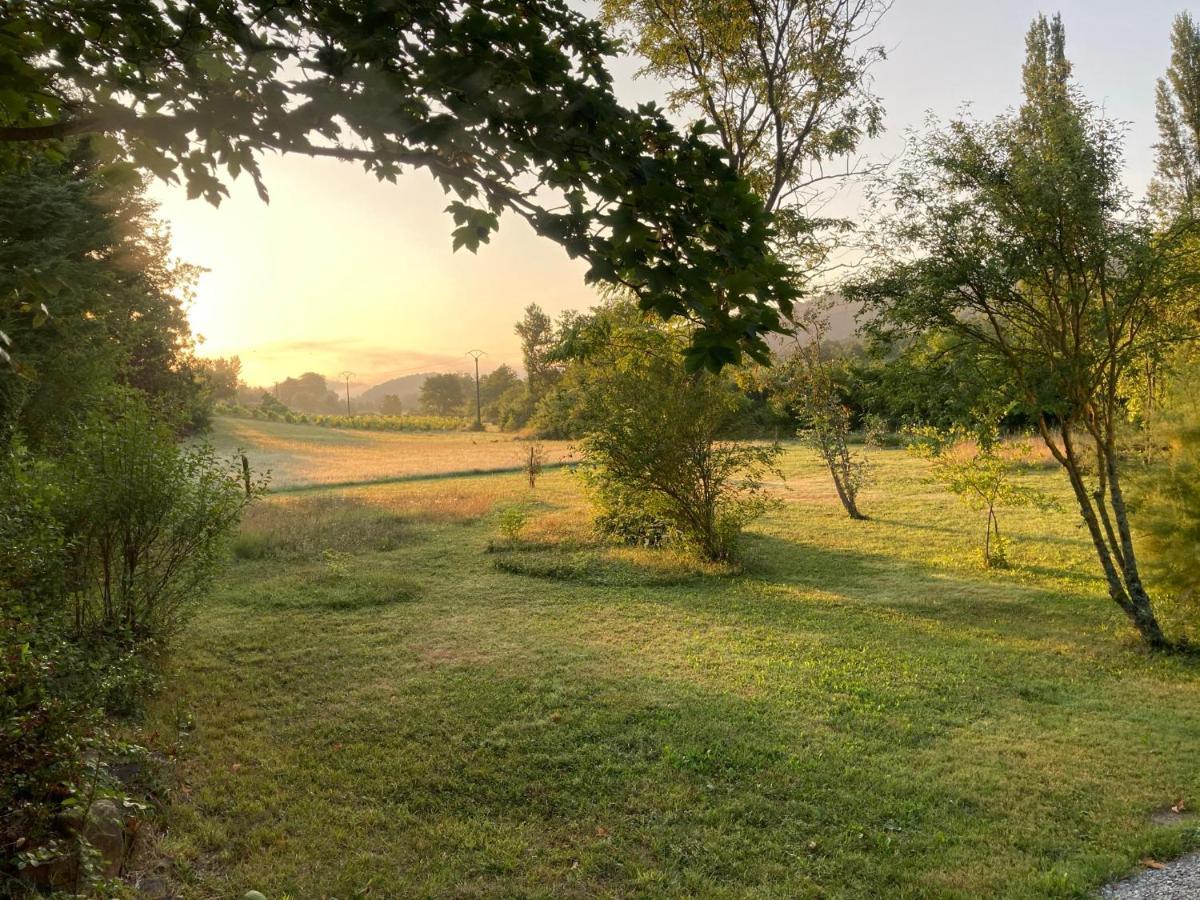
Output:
[
  {"xmin": 379, "ymin": 394, "xmax": 404, "ymax": 416},
  {"xmin": 906, "ymin": 426, "xmax": 1054, "ymax": 569},
  {"xmin": 479, "ymin": 365, "xmax": 522, "ymax": 424},
  {"xmin": 57, "ymin": 392, "xmax": 266, "ymax": 640},
  {"xmin": 848, "ymin": 14, "xmax": 1200, "ymax": 647},
  {"xmin": 567, "ymin": 305, "xmax": 781, "ymax": 562},
  {"xmin": 3, "ymin": 0, "xmax": 800, "ymax": 370},
  {"xmin": 862, "ymin": 413, "xmax": 890, "ymax": 449},
  {"xmin": 195, "ymin": 356, "xmax": 241, "ymax": 405},
  {"xmin": 496, "ymin": 507, "xmax": 529, "ymax": 542},
  {"xmin": 213, "ymin": 403, "xmax": 467, "ymax": 433},
  {"xmin": 854, "ymin": 331, "xmax": 1025, "ymax": 432},
  {"xmin": 275, "ymin": 373, "xmax": 340, "ymax": 415},
  {"xmin": 1151, "ymin": 12, "xmax": 1200, "ymax": 216},
  {"xmin": 1132, "ymin": 353, "xmax": 1200, "ymax": 637},
  {"xmin": 1, "ymin": 392, "xmax": 261, "ymax": 889},
  {"xmin": 515, "ymin": 305, "xmax": 560, "ymax": 403},
  {"xmin": 0, "ymin": 150, "xmax": 206, "ymax": 445},
  {"xmin": 602, "ymin": 0, "xmax": 887, "ymax": 276},
  {"xmin": 419, "ymin": 373, "xmax": 470, "ymax": 417}
]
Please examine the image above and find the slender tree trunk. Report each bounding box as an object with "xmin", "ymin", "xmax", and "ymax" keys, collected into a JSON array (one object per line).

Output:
[
  {"xmin": 1039, "ymin": 420, "xmax": 1169, "ymax": 648},
  {"xmin": 828, "ymin": 462, "xmax": 866, "ymax": 520},
  {"xmin": 1103, "ymin": 448, "xmax": 1167, "ymax": 647}
]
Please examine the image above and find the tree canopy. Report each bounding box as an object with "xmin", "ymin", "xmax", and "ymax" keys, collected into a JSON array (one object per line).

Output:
[
  {"xmin": 602, "ymin": 0, "xmax": 886, "ymax": 277},
  {"xmin": 848, "ymin": 14, "xmax": 1200, "ymax": 647},
  {"xmin": 3, "ymin": 0, "xmax": 802, "ymax": 369}
]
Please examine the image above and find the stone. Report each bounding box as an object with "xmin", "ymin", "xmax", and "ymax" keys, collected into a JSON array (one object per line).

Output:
[{"xmin": 82, "ymin": 798, "xmax": 128, "ymax": 878}]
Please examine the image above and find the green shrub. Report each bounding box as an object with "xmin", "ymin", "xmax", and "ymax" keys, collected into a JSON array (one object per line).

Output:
[
  {"xmin": 1132, "ymin": 356, "xmax": 1200, "ymax": 638},
  {"xmin": 58, "ymin": 394, "xmax": 266, "ymax": 641},
  {"xmin": 588, "ymin": 479, "xmax": 672, "ymax": 548},
  {"xmin": 497, "ymin": 507, "xmax": 529, "ymax": 541},
  {"xmin": 566, "ymin": 304, "xmax": 781, "ymax": 563}
]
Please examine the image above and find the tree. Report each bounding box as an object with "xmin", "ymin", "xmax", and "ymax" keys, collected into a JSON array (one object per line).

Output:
[
  {"xmin": 849, "ymin": 15, "xmax": 1200, "ymax": 647},
  {"xmin": 419, "ymin": 373, "xmax": 467, "ymax": 416},
  {"xmin": 515, "ymin": 304, "xmax": 559, "ymax": 402},
  {"xmin": 380, "ymin": 394, "xmax": 404, "ymax": 416},
  {"xmin": 907, "ymin": 425, "xmax": 1053, "ymax": 569},
  {"xmin": 276, "ymin": 373, "xmax": 339, "ymax": 414},
  {"xmin": 0, "ymin": 148, "xmax": 204, "ymax": 446},
  {"xmin": 602, "ymin": 0, "xmax": 887, "ymax": 276},
  {"xmin": 3, "ymin": 0, "xmax": 799, "ymax": 370},
  {"xmin": 1151, "ymin": 12, "xmax": 1200, "ymax": 216},
  {"xmin": 479, "ymin": 364, "xmax": 521, "ymax": 422},
  {"xmin": 768, "ymin": 307, "xmax": 871, "ymax": 519},
  {"xmin": 199, "ymin": 356, "xmax": 241, "ymax": 403},
  {"xmin": 566, "ymin": 304, "xmax": 781, "ymax": 563}
]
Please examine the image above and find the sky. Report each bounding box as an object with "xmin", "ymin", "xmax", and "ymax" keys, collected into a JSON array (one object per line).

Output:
[{"xmin": 152, "ymin": 0, "xmax": 1187, "ymax": 391}]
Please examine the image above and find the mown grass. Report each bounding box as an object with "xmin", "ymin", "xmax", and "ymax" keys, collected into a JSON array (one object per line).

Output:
[
  {"xmin": 205, "ymin": 416, "xmax": 575, "ymax": 489},
  {"xmin": 146, "ymin": 445, "xmax": 1200, "ymax": 898}
]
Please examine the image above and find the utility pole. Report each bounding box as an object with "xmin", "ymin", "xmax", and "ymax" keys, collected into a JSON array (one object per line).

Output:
[
  {"xmin": 466, "ymin": 350, "xmax": 485, "ymax": 430},
  {"xmin": 339, "ymin": 370, "xmax": 354, "ymax": 416}
]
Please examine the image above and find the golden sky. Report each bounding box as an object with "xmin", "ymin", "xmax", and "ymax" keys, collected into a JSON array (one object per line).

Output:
[
  {"xmin": 155, "ymin": 0, "xmax": 1175, "ymax": 392},
  {"xmin": 153, "ymin": 156, "xmax": 595, "ymax": 390}
]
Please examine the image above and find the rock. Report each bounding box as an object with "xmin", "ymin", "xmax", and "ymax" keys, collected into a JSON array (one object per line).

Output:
[
  {"xmin": 26, "ymin": 798, "xmax": 130, "ymax": 888},
  {"xmin": 137, "ymin": 874, "xmax": 174, "ymax": 899},
  {"xmin": 243, "ymin": 892, "xmax": 268, "ymax": 900},
  {"xmin": 82, "ymin": 798, "xmax": 128, "ymax": 878}
]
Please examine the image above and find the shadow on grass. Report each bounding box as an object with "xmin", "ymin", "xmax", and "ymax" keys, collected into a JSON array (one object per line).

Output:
[{"xmin": 672, "ymin": 531, "xmax": 1139, "ymax": 662}]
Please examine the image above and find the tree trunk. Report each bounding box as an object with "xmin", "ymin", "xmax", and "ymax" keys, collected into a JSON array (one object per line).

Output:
[
  {"xmin": 828, "ymin": 464, "xmax": 867, "ymax": 520},
  {"xmin": 1040, "ymin": 421, "xmax": 1169, "ymax": 648}
]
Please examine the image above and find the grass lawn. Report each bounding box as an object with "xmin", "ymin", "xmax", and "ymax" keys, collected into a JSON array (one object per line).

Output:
[{"xmin": 146, "ymin": 432, "xmax": 1200, "ymax": 898}]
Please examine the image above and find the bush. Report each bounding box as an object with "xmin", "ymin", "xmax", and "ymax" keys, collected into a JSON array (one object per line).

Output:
[
  {"xmin": 496, "ymin": 507, "xmax": 529, "ymax": 541},
  {"xmin": 1, "ymin": 393, "xmax": 263, "ymax": 890},
  {"xmin": 0, "ymin": 459, "xmax": 87, "ymax": 878},
  {"xmin": 59, "ymin": 394, "xmax": 266, "ymax": 641},
  {"xmin": 588, "ymin": 479, "xmax": 672, "ymax": 548},
  {"xmin": 567, "ymin": 305, "xmax": 781, "ymax": 563}
]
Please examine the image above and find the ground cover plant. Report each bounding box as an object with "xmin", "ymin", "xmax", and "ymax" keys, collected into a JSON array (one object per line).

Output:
[{"xmin": 136, "ymin": 436, "xmax": 1200, "ymax": 898}]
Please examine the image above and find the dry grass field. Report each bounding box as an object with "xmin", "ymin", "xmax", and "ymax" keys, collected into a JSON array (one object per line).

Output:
[{"xmin": 205, "ymin": 416, "xmax": 576, "ymax": 489}]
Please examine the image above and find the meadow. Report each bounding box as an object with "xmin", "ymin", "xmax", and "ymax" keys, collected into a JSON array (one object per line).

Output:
[
  {"xmin": 205, "ymin": 417, "xmax": 575, "ymax": 489},
  {"xmin": 145, "ymin": 422, "xmax": 1200, "ymax": 898}
]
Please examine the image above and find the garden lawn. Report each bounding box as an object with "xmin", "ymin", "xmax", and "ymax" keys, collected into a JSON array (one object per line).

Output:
[{"xmin": 147, "ymin": 446, "xmax": 1200, "ymax": 898}]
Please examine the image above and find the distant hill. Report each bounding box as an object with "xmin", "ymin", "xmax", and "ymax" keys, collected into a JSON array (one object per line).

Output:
[
  {"xmin": 357, "ymin": 372, "xmax": 438, "ymax": 413},
  {"xmin": 763, "ymin": 294, "xmax": 866, "ymax": 356}
]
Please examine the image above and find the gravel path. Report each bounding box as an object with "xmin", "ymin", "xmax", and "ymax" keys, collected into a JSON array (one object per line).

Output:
[{"xmin": 1099, "ymin": 852, "xmax": 1200, "ymax": 899}]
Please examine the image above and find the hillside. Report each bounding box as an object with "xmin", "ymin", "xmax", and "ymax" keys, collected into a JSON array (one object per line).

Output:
[{"xmin": 357, "ymin": 372, "xmax": 440, "ymax": 412}]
